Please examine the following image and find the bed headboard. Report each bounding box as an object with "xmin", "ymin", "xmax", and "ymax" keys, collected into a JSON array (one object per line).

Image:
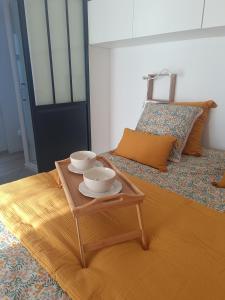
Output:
[{"xmin": 143, "ymin": 71, "xmax": 177, "ymax": 104}]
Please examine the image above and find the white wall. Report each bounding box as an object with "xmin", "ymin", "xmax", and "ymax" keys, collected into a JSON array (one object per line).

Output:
[
  {"xmin": 89, "ymin": 46, "xmax": 111, "ymax": 153},
  {"xmin": 0, "ymin": 1, "xmax": 22, "ymax": 153},
  {"xmin": 110, "ymin": 36, "xmax": 225, "ymax": 150}
]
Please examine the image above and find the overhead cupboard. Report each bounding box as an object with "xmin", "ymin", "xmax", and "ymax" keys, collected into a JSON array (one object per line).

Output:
[
  {"xmin": 88, "ymin": 0, "xmax": 225, "ymax": 45},
  {"xmin": 88, "ymin": 0, "xmax": 133, "ymax": 44},
  {"xmin": 202, "ymin": 0, "xmax": 225, "ymax": 28},
  {"xmin": 133, "ymin": 0, "xmax": 204, "ymax": 38}
]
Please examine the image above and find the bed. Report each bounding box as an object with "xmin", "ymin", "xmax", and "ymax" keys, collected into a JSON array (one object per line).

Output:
[
  {"xmin": 0, "ymin": 148, "xmax": 225, "ymax": 300},
  {"xmin": 103, "ymin": 148, "xmax": 225, "ymax": 212}
]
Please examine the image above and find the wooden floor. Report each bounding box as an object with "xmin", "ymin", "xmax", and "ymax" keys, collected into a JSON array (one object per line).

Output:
[{"xmin": 0, "ymin": 151, "xmax": 36, "ymax": 185}]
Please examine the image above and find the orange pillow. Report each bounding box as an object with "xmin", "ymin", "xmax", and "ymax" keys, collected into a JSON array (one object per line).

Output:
[
  {"xmin": 212, "ymin": 173, "xmax": 225, "ymax": 188},
  {"xmin": 114, "ymin": 128, "xmax": 176, "ymax": 172},
  {"xmin": 175, "ymin": 100, "xmax": 217, "ymax": 156}
]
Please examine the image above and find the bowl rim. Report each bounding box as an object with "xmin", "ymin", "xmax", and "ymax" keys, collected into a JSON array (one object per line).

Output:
[
  {"xmin": 70, "ymin": 150, "xmax": 96, "ymax": 161},
  {"xmin": 83, "ymin": 167, "xmax": 116, "ymax": 182}
]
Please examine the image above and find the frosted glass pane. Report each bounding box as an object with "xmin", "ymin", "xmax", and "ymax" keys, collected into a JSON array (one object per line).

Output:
[
  {"xmin": 48, "ymin": 0, "xmax": 71, "ymax": 103},
  {"xmin": 68, "ymin": 0, "xmax": 86, "ymax": 101},
  {"xmin": 24, "ymin": 0, "xmax": 53, "ymax": 105}
]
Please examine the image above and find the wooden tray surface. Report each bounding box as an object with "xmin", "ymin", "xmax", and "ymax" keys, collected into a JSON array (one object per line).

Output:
[{"xmin": 55, "ymin": 156, "xmax": 139, "ymax": 209}]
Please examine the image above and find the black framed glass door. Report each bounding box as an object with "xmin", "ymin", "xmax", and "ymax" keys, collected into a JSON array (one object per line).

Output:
[{"xmin": 17, "ymin": 0, "xmax": 91, "ymax": 172}]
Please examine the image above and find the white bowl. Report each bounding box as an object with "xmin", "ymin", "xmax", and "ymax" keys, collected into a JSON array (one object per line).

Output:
[
  {"xmin": 83, "ymin": 167, "xmax": 116, "ymax": 193},
  {"xmin": 70, "ymin": 151, "xmax": 96, "ymax": 171}
]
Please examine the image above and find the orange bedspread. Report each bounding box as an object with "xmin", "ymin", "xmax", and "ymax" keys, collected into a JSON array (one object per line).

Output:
[{"xmin": 0, "ymin": 170, "xmax": 225, "ymax": 300}]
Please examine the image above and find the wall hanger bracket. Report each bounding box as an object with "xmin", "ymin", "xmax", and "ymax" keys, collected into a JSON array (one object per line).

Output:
[{"xmin": 143, "ymin": 71, "xmax": 177, "ymax": 104}]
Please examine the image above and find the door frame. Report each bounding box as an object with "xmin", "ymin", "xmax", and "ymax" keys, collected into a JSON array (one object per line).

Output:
[
  {"xmin": 17, "ymin": 0, "xmax": 92, "ymax": 172},
  {"xmin": 2, "ymin": 0, "xmax": 37, "ymax": 171}
]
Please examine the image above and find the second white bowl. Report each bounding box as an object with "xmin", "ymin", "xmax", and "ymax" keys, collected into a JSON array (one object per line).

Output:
[{"xmin": 83, "ymin": 167, "xmax": 116, "ymax": 193}]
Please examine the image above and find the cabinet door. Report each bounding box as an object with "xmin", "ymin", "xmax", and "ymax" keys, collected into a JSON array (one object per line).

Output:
[
  {"xmin": 88, "ymin": 0, "xmax": 133, "ymax": 44},
  {"xmin": 133, "ymin": 0, "xmax": 204, "ymax": 38},
  {"xmin": 203, "ymin": 0, "xmax": 225, "ymax": 28}
]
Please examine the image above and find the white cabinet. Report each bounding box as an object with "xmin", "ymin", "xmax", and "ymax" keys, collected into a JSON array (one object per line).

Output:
[
  {"xmin": 202, "ymin": 0, "xmax": 225, "ymax": 28},
  {"xmin": 88, "ymin": 0, "xmax": 133, "ymax": 44},
  {"xmin": 88, "ymin": 0, "xmax": 223, "ymax": 45},
  {"xmin": 133, "ymin": 0, "xmax": 204, "ymax": 38}
]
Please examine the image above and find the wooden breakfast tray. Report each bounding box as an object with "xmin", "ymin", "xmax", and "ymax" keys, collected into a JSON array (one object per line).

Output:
[{"xmin": 55, "ymin": 156, "xmax": 148, "ymax": 267}]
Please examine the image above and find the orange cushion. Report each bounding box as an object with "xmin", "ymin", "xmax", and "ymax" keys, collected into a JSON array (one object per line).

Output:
[
  {"xmin": 175, "ymin": 100, "xmax": 217, "ymax": 156},
  {"xmin": 114, "ymin": 128, "xmax": 176, "ymax": 172},
  {"xmin": 212, "ymin": 173, "xmax": 225, "ymax": 188}
]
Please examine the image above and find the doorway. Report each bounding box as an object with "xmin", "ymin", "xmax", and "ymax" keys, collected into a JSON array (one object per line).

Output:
[
  {"xmin": 1, "ymin": 0, "xmax": 91, "ymax": 175},
  {"xmin": 0, "ymin": 0, "xmax": 36, "ymax": 184}
]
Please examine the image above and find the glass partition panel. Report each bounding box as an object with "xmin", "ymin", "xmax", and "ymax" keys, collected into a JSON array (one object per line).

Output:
[
  {"xmin": 48, "ymin": 0, "xmax": 71, "ymax": 103},
  {"xmin": 68, "ymin": 0, "xmax": 86, "ymax": 101},
  {"xmin": 24, "ymin": 0, "xmax": 86, "ymax": 105},
  {"xmin": 24, "ymin": 0, "xmax": 53, "ymax": 105}
]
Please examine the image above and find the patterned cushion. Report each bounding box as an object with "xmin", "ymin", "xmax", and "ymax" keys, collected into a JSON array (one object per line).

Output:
[{"xmin": 136, "ymin": 103, "xmax": 203, "ymax": 162}]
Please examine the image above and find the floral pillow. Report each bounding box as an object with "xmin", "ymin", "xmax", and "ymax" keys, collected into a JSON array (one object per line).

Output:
[{"xmin": 136, "ymin": 103, "xmax": 203, "ymax": 162}]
